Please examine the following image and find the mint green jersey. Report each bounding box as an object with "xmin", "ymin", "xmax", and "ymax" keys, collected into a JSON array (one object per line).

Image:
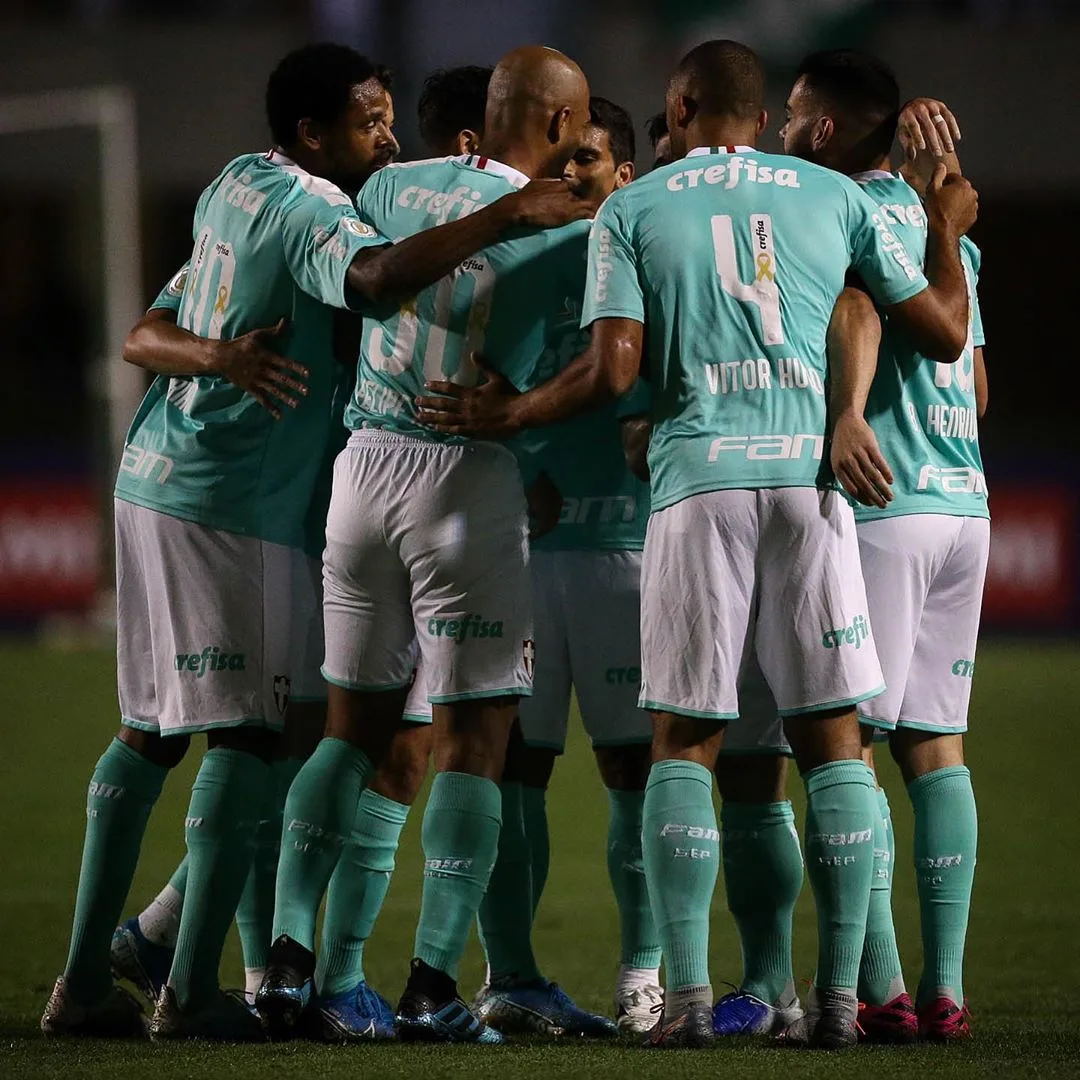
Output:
[
  {"xmin": 344, "ymin": 155, "xmax": 590, "ymax": 440},
  {"xmin": 581, "ymin": 146, "xmax": 929, "ymax": 512},
  {"xmin": 852, "ymin": 173, "xmax": 988, "ymax": 522},
  {"xmin": 114, "ymin": 150, "xmax": 386, "ymax": 547}
]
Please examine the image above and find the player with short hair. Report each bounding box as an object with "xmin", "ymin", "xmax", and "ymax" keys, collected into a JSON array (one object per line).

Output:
[
  {"xmin": 41, "ymin": 41, "xmax": 589, "ymax": 1043},
  {"xmin": 470, "ymin": 96, "xmax": 655, "ymax": 1037},
  {"xmin": 645, "ymin": 112, "xmax": 673, "ymax": 170},
  {"xmin": 418, "ymin": 65, "xmax": 494, "ymax": 156},
  {"xmin": 255, "ymin": 45, "xmax": 596, "ymax": 1046},
  {"xmin": 414, "ymin": 38, "xmax": 978, "ymax": 1050},
  {"xmin": 783, "ymin": 50, "xmax": 988, "ymax": 1043}
]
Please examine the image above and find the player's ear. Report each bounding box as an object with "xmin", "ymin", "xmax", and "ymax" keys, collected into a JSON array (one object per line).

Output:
[
  {"xmin": 811, "ymin": 115, "xmax": 834, "ymax": 152},
  {"xmin": 755, "ymin": 109, "xmax": 768, "ymax": 137},
  {"xmin": 615, "ymin": 161, "xmax": 635, "ymax": 189},
  {"xmin": 296, "ymin": 117, "xmax": 321, "ymax": 152},
  {"xmin": 548, "ymin": 106, "xmax": 572, "ymax": 146},
  {"xmin": 456, "ymin": 129, "xmax": 481, "ymax": 155},
  {"xmin": 676, "ymin": 94, "xmax": 697, "ymax": 129}
]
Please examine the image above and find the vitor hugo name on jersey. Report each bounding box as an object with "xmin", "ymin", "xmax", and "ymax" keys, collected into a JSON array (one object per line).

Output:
[{"xmin": 854, "ymin": 173, "xmax": 988, "ymax": 522}]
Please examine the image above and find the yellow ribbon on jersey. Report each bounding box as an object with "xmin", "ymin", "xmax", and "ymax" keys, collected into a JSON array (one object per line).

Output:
[
  {"xmin": 755, "ymin": 252, "xmax": 775, "ymax": 282},
  {"xmin": 213, "ymin": 285, "xmax": 229, "ymax": 314}
]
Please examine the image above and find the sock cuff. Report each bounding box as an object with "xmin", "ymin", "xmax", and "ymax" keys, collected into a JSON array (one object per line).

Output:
[
  {"xmin": 99, "ymin": 737, "xmax": 169, "ymax": 800},
  {"xmin": 720, "ymin": 799, "xmax": 794, "ymax": 829},
  {"xmin": 357, "ymin": 787, "xmax": 411, "ymax": 826},
  {"xmin": 646, "ymin": 759, "xmax": 713, "ymax": 791},
  {"xmin": 428, "ymin": 771, "xmax": 501, "ymax": 822},
  {"xmin": 200, "ymin": 746, "xmax": 271, "ymax": 783},
  {"xmin": 907, "ymin": 764, "xmax": 971, "ymax": 799},
  {"xmin": 803, "ymin": 759, "xmax": 874, "ymax": 796},
  {"xmin": 876, "ymin": 785, "xmax": 892, "ymax": 819}
]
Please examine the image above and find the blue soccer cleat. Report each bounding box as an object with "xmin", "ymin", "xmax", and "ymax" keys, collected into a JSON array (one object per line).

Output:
[
  {"xmin": 318, "ymin": 981, "xmax": 397, "ymax": 1042},
  {"xmin": 253, "ymin": 935, "xmax": 316, "ymax": 1040},
  {"xmin": 395, "ymin": 960, "xmax": 503, "ymax": 1044},
  {"xmin": 110, "ymin": 918, "xmax": 175, "ymax": 1004},
  {"xmin": 713, "ymin": 989, "xmax": 804, "ymax": 1036},
  {"xmin": 474, "ymin": 978, "xmax": 618, "ymax": 1037}
]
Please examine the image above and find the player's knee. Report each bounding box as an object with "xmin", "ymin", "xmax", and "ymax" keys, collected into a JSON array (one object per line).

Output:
[
  {"xmin": 118, "ymin": 725, "xmax": 189, "ymax": 768},
  {"xmin": 432, "ymin": 697, "xmax": 517, "ymax": 779},
  {"xmin": 594, "ymin": 742, "xmax": 652, "ymax": 790},
  {"xmin": 783, "ymin": 705, "xmax": 863, "ymax": 772},
  {"xmin": 715, "ymin": 751, "xmax": 788, "ymax": 803},
  {"xmin": 510, "ymin": 745, "xmax": 557, "ymax": 789},
  {"xmin": 207, "ymin": 725, "xmax": 279, "ymax": 762},
  {"xmin": 888, "ymin": 727, "xmax": 964, "ymax": 784},
  {"xmin": 369, "ymin": 722, "xmax": 432, "ymax": 805},
  {"xmin": 650, "ymin": 711, "xmax": 724, "ymax": 767}
]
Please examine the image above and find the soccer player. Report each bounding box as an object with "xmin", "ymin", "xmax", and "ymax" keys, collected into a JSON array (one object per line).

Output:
[
  {"xmin": 414, "ymin": 39, "xmax": 978, "ymax": 1050},
  {"xmin": 645, "ymin": 112, "xmax": 673, "ymax": 170},
  {"xmin": 256, "ymin": 45, "xmax": 595, "ymax": 1046},
  {"xmin": 418, "ymin": 65, "xmax": 494, "ymax": 156},
  {"xmin": 41, "ymin": 42, "xmax": 590, "ymax": 1042},
  {"xmin": 783, "ymin": 52, "xmax": 988, "ymax": 1042},
  {"xmin": 470, "ymin": 97, "xmax": 655, "ymax": 1037}
]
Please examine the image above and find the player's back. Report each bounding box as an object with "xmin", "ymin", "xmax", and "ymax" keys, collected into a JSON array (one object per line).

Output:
[
  {"xmin": 854, "ymin": 173, "xmax": 987, "ymax": 521},
  {"xmin": 115, "ymin": 151, "xmax": 381, "ymax": 547},
  {"xmin": 346, "ymin": 154, "xmax": 587, "ymax": 439},
  {"xmin": 589, "ymin": 146, "xmax": 925, "ymax": 510}
]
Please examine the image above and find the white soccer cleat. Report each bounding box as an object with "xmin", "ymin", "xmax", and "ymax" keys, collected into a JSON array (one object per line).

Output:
[{"xmin": 614, "ymin": 982, "xmax": 665, "ymax": 1035}]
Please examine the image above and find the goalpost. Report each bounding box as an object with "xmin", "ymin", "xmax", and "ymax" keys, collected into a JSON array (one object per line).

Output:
[{"xmin": 0, "ymin": 87, "xmax": 143, "ymax": 626}]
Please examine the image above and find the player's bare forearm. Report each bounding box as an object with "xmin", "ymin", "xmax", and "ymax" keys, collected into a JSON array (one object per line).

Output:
[
  {"xmin": 620, "ymin": 416, "xmax": 651, "ymax": 482},
  {"xmin": 828, "ymin": 286, "xmax": 881, "ymax": 421},
  {"xmin": 123, "ymin": 308, "xmax": 217, "ymax": 375},
  {"xmin": 974, "ymin": 345, "xmax": 988, "ymax": 418},
  {"xmin": 918, "ymin": 214, "xmax": 969, "ymax": 360}
]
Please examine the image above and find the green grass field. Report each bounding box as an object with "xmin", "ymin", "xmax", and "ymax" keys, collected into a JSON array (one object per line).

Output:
[{"xmin": 3, "ymin": 640, "xmax": 1079, "ymax": 1078}]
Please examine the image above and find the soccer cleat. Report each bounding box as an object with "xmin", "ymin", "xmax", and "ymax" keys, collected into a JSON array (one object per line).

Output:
[
  {"xmin": 40, "ymin": 976, "xmax": 147, "ymax": 1038},
  {"xmin": 149, "ymin": 985, "xmax": 266, "ymax": 1042},
  {"xmin": 396, "ymin": 991, "xmax": 504, "ymax": 1044},
  {"xmin": 615, "ymin": 982, "xmax": 665, "ymax": 1035},
  {"xmin": 858, "ymin": 992, "xmax": 918, "ymax": 1044},
  {"xmin": 712, "ymin": 989, "xmax": 804, "ymax": 1036},
  {"xmin": 474, "ymin": 978, "xmax": 618, "ymax": 1037},
  {"xmin": 254, "ymin": 935, "xmax": 316, "ymax": 1040},
  {"xmin": 317, "ymin": 981, "xmax": 397, "ymax": 1042},
  {"xmin": 917, "ymin": 996, "xmax": 972, "ymax": 1042},
  {"xmin": 777, "ymin": 985, "xmax": 860, "ymax": 1050},
  {"xmin": 645, "ymin": 1002, "xmax": 715, "ymax": 1049},
  {"xmin": 110, "ymin": 917, "xmax": 175, "ymax": 1004}
]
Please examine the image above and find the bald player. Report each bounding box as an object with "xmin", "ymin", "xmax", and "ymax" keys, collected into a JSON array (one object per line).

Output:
[
  {"xmin": 415, "ymin": 39, "xmax": 977, "ymax": 1049},
  {"xmin": 256, "ymin": 46, "xmax": 593, "ymax": 1045}
]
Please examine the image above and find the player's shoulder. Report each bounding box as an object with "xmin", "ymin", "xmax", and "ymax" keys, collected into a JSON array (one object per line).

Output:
[{"xmin": 851, "ymin": 170, "xmax": 919, "ymax": 203}]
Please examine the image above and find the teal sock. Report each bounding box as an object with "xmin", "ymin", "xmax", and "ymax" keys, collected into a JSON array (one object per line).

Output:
[
  {"xmin": 319, "ymin": 789, "xmax": 409, "ymax": 995},
  {"xmin": 858, "ymin": 786, "xmax": 906, "ymax": 1004},
  {"xmin": 478, "ymin": 781, "xmax": 542, "ymax": 984},
  {"xmin": 235, "ymin": 758, "xmax": 300, "ymax": 977},
  {"xmin": 720, "ymin": 800, "xmax": 803, "ymax": 1004},
  {"xmin": 273, "ymin": 737, "xmax": 374, "ymax": 950},
  {"xmin": 169, "ymin": 748, "xmax": 269, "ymax": 1010},
  {"xmin": 64, "ymin": 738, "xmax": 168, "ymax": 1002},
  {"xmin": 641, "ymin": 760, "xmax": 718, "ymax": 999},
  {"xmin": 607, "ymin": 787, "xmax": 662, "ymax": 970},
  {"xmin": 522, "ymin": 784, "xmax": 549, "ymax": 916},
  {"xmin": 414, "ymin": 771, "xmax": 502, "ymax": 979},
  {"xmin": 802, "ymin": 760, "xmax": 876, "ymax": 992},
  {"xmin": 909, "ymin": 765, "xmax": 977, "ymax": 1007}
]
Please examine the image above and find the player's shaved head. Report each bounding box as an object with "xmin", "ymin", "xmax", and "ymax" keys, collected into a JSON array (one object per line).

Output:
[
  {"xmin": 669, "ymin": 40, "xmax": 765, "ymax": 123},
  {"xmin": 481, "ymin": 46, "xmax": 591, "ymax": 179}
]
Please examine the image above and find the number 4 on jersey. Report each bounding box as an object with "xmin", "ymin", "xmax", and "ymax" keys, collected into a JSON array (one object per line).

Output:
[{"xmin": 711, "ymin": 213, "xmax": 784, "ymax": 346}]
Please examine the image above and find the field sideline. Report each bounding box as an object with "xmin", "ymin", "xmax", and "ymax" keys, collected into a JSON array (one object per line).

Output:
[{"xmin": 3, "ymin": 640, "xmax": 1079, "ymax": 1078}]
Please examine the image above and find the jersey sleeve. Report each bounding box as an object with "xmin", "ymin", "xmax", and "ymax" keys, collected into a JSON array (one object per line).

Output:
[
  {"xmin": 960, "ymin": 237, "xmax": 985, "ymax": 347},
  {"xmin": 581, "ymin": 194, "xmax": 644, "ymax": 327},
  {"xmin": 149, "ymin": 263, "xmax": 190, "ymax": 314},
  {"xmin": 845, "ymin": 181, "xmax": 929, "ymax": 307},
  {"xmin": 280, "ymin": 185, "xmax": 388, "ymax": 311},
  {"xmin": 615, "ymin": 378, "xmax": 651, "ymax": 419}
]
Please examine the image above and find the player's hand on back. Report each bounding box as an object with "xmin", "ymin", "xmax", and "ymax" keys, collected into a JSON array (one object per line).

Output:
[
  {"xmin": 211, "ymin": 318, "xmax": 309, "ymax": 419},
  {"xmin": 831, "ymin": 411, "xmax": 894, "ymax": 510},
  {"xmin": 416, "ymin": 354, "xmax": 522, "ymax": 439},
  {"xmin": 504, "ymin": 179, "xmax": 597, "ymax": 229},
  {"xmin": 924, "ymin": 164, "xmax": 978, "ymax": 236},
  {"xmin": 526, "ymin": 471, "xmax": 563, "ymax": 539},
  {"xmin": 898, "ymin": 97, "xmax": 961, "ymax": 160}
]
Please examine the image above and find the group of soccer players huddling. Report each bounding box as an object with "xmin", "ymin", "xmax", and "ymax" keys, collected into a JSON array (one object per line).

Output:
[{"xmin": 41, "ymin": 34, "xmax": 988, "ymax": 1052}]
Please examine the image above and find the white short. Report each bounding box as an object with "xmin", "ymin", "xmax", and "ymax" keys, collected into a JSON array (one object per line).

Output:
[
  {"xmin": 322, "ymin": 430, "xmax": 533, "ymax": 703},
  {"xmin": 640, "ymin": 487, "xmax": 884, "ymax": 720},
  {"xmin": 518, "ymin": 549, "xmax": 652, "ymax": 753},
  {"xmin": 115, "ymin": 499, "xmax": 300, "ymax": 736},
  {"xmin": 857, "ymin": 514, "xmax": 989, "ymax": 734},
  {"xmin": 721, "ymin": 655, "xmax": 792, "ymax": 756}
]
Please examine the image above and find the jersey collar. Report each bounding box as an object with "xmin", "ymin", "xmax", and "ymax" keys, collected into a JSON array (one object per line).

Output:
[
  {"xmin": 850, "ymin": 168, "xmax": 897, "ymax": 182},
  {"xmin": 266, "ymin": 148, "xmax": 302, "ymax": 170},
  {"xmin": 458, "ymin": 154, "xmax": 530, "ymax": 190},
  {"xmin": 686, "ymin": 145, "xmax": 755, "ymax": 157}
]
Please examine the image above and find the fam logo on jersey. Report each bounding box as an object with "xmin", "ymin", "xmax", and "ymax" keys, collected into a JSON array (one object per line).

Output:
[
  {"xmin": 426, "ymin": 614, "xmax": 505, "ymax": 643},
  {"xmin": 342, "ymin": 216, "xmax": 377, "ymax": 239},
  {"xmin": 273, "ymin": 675, "xmax": 291, "ymax": 714},
  {"xmin": 523, "ymin": 638, "xmax": 536, "ymax": 679},
  {"xmin": 174, "ymin": 646, "xmax": 247, "ymax": 677},
  {"xmin": 821, "ymin": 615, "xmax": 871, "ymax": 650},
  {"xmin": 166, "ymin": 266, "xmax": 189, "ymax": 297}
]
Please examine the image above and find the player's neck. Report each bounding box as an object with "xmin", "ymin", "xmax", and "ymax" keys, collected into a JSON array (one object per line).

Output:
[
  {"xmin": 685, "ymin": 118, "xmax": 759, "ymax": 156},
  {"xmin": 844, "ymin": 150, "xmax": 894, "ymax": 177},
  {"xmin": 475, "ymin": 135, "xmax": 545, "ymax": 180}
]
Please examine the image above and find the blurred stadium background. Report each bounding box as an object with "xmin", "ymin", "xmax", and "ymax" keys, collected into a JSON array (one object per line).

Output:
[{"xmin": 1, "ymin": 1, "xmax": 1078, "ymax": 1076}]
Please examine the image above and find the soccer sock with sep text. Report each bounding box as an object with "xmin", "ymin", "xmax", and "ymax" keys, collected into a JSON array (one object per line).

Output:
[
  {"xmin": 641, "ymin": 759, "xmax": 718, "ymax": 1007},
  {"xmin": 858, "ymin": 784, "xmax": 906, "ymax": 1005},
  {"xmin": 607, "ymin": 787, "xmax": 662, "ymax": 973},
  {"xmin": 272, "ymin": 737, "xmax": 374, "ymax": 951},
  {"xmin": 64, "ymin": 737, "xmax": 169, "ymax": 1002},
  {"xmin": 413, "ymin": 771, "xmax": 502, "ymax": 980},
  {"xmin": 909, "ymin": 765, "xmax": 977, "ymax": 1007},
  {"xmin": 319, "ymin": 788, "xmax": 410, "ymax": 996},
  {"xmin": 721, "ymin": 799, "xmax": 803, "ymax": 1005},
  {"xmin": 168, "ymin": 747, "xmax": 268, "ymax": 1010},
  {"xmin": 802, "ymin": 760, "xmax": 876, "ymax": 992}
]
